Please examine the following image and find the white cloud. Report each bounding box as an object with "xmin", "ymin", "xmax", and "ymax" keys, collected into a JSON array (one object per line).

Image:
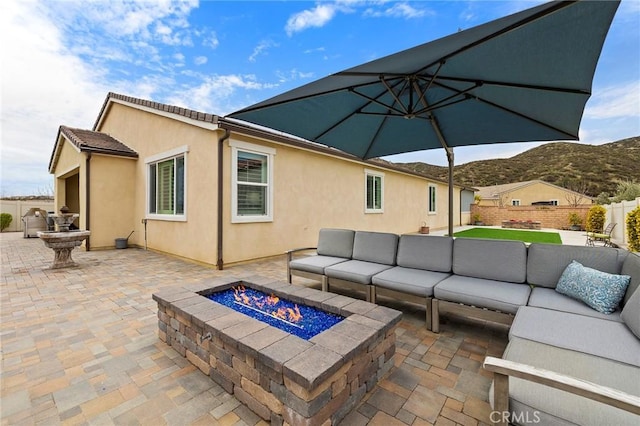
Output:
[
  {"xmin": 585, "ymin": 81, "xmax": 640, "ymax": 119},
  {"xmin": 363, "ymin": 2, "xmax": 432, "ymax": 19},
  {"xmin": 165, "ymin": 74, "xmax": 273, "ymax": 115},
  {"xmin": 249, "ymin": 39, "xmax": 278, "ymax": 63},
  {"xmin": 194, "ymin": 56, "xmax": 208, "ymax": 65},
  {"xmin": 285, "ymin": 4, "xmax": 338, "ymax": 36},
  {"xmin": 202, "ymin": 32, "xmax": 219, "ymax": 49}
]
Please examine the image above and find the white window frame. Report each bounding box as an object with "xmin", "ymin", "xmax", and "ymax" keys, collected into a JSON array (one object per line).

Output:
[
  {"xmin": 428, "ymin": 184, "xmax": 437, "ymax": 214},
  {"xmin": 231, "ymin": 141, "xmax": 275, "ymax": 223},
  {"xmin": 512, "ymin": 199, "xmax": 521, "ymax": 206},
  {"xmin": 550, "ymin": 199, "xmax": 559, "ymax": 206},
  {"xmin": 145, "ymin": 145, "xmax": 189, "ymax": 221},
  {"xmin": 365, "ymin": 169, "xmax": 384, "ymax": 213}
]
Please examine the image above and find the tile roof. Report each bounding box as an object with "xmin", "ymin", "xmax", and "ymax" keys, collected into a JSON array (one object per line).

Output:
[
  {"xmin": 59, "ymin": 126, "xmax": 138, "ymax": 157},
  {"xmin": 85, "ymin": 92, "xmax": 474, "ymax": 190}
]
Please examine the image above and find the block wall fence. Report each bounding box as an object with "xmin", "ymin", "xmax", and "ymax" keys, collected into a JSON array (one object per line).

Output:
[{"xmin": 469, "ymin": 205, "xmax": 592, "ymax": 230}]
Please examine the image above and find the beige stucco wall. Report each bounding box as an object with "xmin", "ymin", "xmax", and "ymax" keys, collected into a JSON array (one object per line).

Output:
[
  {"xmin": 53, "ymin": 139, "xmax": 85, "ymax": 233},
  {"xmin": 221, "ymin": 133, "xmax": 460, "ymax": 264},
  {"xmin": 478, "ymin": 182, "xmax": 593, "ymax": 206},
  {"xmin": 97, "ymin": 102, "xmax": 219, "ymax": 261},
  {"xmin": 84, "ymin": 101, "xmax": 463, "ymax": 267},
  {"xmin": 88, "ymin": 155, "xmax": 137, "ymax": 249}
]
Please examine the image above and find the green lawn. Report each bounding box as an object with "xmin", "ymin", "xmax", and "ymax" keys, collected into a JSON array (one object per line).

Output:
[{"xmin": 453, "ymin": 227, "xmax": 562, "ymax": 244}]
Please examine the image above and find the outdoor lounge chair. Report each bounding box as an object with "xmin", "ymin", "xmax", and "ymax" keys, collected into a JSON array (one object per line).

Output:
[{"xmin": 586, "ymin": 223, "xmax": 616, "ymax": 247}]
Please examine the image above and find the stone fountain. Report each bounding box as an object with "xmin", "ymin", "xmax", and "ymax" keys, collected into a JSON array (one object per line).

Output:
[{"xmin": 37, "ymin": 206, "xmax": 91, "ymax": 269}]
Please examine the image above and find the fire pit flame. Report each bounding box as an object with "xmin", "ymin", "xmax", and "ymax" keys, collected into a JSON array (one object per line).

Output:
[{"xmin": 232, "ymin": 285, "xmax": 304, "ymax": 328}]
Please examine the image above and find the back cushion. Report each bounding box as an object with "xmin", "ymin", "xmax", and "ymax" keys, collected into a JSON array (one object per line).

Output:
[
  {"xmin": 352, "ymin": 231, "xmax": 398, "ymax": 265},
  {"xmin": 621, "ymin": 253, "xmax": 640, "ymax": 306},
  {"xmin": 527, "ymin": 243, "xmax": 620, "ymax": 288},
  {"xmin": 396, "ymin": 235, "xmax": 453, "ymax": 272},
  {"xmin": 317, "ymin": 228, "xmax": 355, "ymax": 259},
  {"xmin": 453, "ymin": 238, "xmax": 527, "ymax": 283}
]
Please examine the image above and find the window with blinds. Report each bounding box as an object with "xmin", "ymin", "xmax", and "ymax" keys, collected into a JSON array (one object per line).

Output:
[
  {"xmin": 148, "ymin": 154, "xmax": 185, "ymax": 217},
  {"xmin": 231, "ymin": 142, "xmax": 275, "ymax": 223},
  {"xmin": 365, "ymin": 170, "xmax": 384, "ymax": 213}
]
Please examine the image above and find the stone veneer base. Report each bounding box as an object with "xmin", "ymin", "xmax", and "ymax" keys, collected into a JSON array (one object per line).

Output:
[{"xmin": 152, "ymin": 276, "xmax": 402, "ymax": 426}]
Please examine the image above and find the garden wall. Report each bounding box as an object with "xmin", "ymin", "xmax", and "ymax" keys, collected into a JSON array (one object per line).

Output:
[{"xmin": 470, "ymin": 204, "xmax": 592, "ymax": 230}]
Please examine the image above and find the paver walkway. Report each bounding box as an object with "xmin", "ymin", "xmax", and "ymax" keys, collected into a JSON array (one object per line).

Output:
[{"xmin": 1, "ymin": 232, "xmax": 508, "ymax": 425}]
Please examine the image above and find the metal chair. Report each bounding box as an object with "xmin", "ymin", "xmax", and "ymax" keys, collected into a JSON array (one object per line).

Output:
[{"xmin": 586, "ymin": 223, "xmax": 616, "ymax": 247}]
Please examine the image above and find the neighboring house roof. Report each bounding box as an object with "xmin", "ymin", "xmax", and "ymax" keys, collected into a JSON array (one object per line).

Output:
[
  {"xmin": 475, "ymin": 179, "xmax": 593, "ymax": 200},
  {"xmin": 50, "ymin": 91, "xmax": 474, "ymax": 190},
  {"xmin": 48, "ymin": 126, "xmax": 138, "ymax": 172}
]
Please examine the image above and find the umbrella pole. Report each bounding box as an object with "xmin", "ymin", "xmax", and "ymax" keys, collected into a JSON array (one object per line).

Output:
[{"xmin": 431, "ymin": 117, "xmax": 455, "ymax": 236}]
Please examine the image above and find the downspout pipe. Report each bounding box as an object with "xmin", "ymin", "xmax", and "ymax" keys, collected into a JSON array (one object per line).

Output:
[
  {"xmin": 85, "ymin": 152, "xmax": 91, "ymax": 251},
  {"xmin": 217, "ymin": 129, "xmax": 231, "ymax": 270}
]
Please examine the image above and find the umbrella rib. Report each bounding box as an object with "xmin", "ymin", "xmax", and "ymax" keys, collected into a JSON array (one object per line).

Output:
[
  {"xmin": 433, "ymin": 75, "xmax": 590, "ymax": 95},
  {"xmin": 475, "ymin": 96, "xmax": 578, "ymax": 139}
]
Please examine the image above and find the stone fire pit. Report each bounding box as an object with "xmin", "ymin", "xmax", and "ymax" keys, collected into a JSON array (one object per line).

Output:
[{"xmin": 153, "ymin": 276, "xmax": 401, "ymax": 425}]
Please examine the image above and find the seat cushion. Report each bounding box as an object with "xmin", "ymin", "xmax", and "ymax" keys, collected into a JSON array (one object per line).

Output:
[
  {"xmin": 527, "ymin": 243, "xmax": 621, "ymax": 288},
  {"xmin": 452, "ymin": 238, "xmax": 527, "ymax": 283},
  {"xmin": 325, "ymin": 260, "xmax": 393, "ymax": 285},
  {"xmin": 395, "ymin": 235, "xmax": 453, "ymax": 272},
  {"xmin": 289, "ymin": 255, "xmax": 349, "ymax": 275},
  {"xmin": 434, "ymin": 275, "xmax": 531, "ymax": 314},
  {"xmin": 509, "ymin": 306, "xmax": 640, "ymax": 367},
  {"xmin": 495, "ymin": 336, "xmax": 640, "ymax": 426},
  {"xmin": 352, "ymin": 231, "xmax": 398, "ymax": 265},
  {"xmin": 621, "ymin": 252, "xmax": 640, "ymax": 306},
  {"xmin": 317, "ymin": 228, "xmax": 355, "ymax": 259},
  {"xmin": 555, "ymin": 260, "xmax": 629, "ymax": 314},
  {"xmin": 621, "ymin": 286, "xmax": 640, "ymax": 340},
  {"xmin": 372, "ymin": 267, "xmax": 450, "ymax": 297},
  {"xmin": 528, "ymin": 287, "xmax": 622, "ymax": 322}
]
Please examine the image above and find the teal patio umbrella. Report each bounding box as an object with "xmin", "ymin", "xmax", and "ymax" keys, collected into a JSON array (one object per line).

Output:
[{"xmin": 228, "ymin": 0, "xmax": 620, "ymax": 235}]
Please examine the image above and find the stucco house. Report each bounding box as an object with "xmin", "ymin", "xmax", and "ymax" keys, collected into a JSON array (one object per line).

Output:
[
  {"xmin": 47, "ymin": 92, "xmax": 472, "ymax": 268},
  {"xmin": 475, "ymin": 180, "xmax": 594, "ymax": 207}
]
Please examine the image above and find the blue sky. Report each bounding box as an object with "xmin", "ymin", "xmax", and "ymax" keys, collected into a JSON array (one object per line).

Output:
[{"xmin": 1, "ymin": 0, "xmax": 638, "ymax": 196}]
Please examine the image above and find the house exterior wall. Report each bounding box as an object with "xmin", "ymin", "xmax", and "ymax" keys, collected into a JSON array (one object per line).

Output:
[
  {"xmin": 54, "ymin": 140, "xmax": 85, "ymax": 231},
  {"xmin": 85, "ymin": 101, "xmax": 462, "ymax": 267},
  {"xmin": 478, "ymin": 182, "xmax": 592, "ymax": 206},
  {"xmin": 96, "ymin": 103, "xmax": 219, "ymax": 262},
  {"xmin": 88, "ymin": 155, "xmax": 137, "ymax": 249},
  {"xmin": 221, "ymin": 133, "xmax": 459, "ymax": 264}
]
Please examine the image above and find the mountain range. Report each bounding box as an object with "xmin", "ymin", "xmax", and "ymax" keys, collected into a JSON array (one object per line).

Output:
[{"xmin": 397, "ymin": 136, "xmax": 640, "ymax": 197}]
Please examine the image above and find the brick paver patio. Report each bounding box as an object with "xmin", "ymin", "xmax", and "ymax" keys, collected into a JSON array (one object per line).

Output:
[{"xmin": 1, "ymin": 232, "xmax": 508, "ymax": 425}]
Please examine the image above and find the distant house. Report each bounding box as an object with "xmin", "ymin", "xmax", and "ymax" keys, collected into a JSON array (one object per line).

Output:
[
  {"xmin": 47, "ymin": 92, "xmax": 472, "ymax": 268},
  {"xmin": 475, "ymin": 180, "xmax": 594, "ymax": 207}
]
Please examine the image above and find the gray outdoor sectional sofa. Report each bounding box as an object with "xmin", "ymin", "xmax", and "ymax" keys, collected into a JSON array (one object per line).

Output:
[{"xmin": 286, "ymin": 228, "xmax": 640, "ymax": 425}]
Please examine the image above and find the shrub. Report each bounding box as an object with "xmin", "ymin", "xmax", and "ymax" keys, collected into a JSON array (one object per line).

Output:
[
  {"xmin": 585, "ymin": 205, "xmax": 606, "ymax": 232},
  {"xmin": 568, "ymin": 212, "xmax": 582, "ymax": 227},
  {"xmin": 0, "ymin": 213, "xmax": 12, "ymax": 232},
  {"xmin": 627, "ymin": 206, "xmax": 640, "ymax": 252}
]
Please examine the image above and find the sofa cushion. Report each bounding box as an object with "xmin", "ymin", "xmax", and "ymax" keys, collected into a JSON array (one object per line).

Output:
[
  {"xmin": 509, "ymin": 306, "xmax": 640, "ymax": 367},
  {"xmin": 527, "ymin": 287, "xmax": 622, "ymax": 322},
  {"xmin": 621, "ymin": 252, "xmax": 640, "ymax": 306},
  {"xmin": 527, "ymin": 243, "xmax": 620, "ymax": 288},
  {"xmin": 555, "ymin": 260, "xmax": 629, "ymax": 314},
  {"xmin": 352, "ymin": 231, "xmax": 398, "ymax": 266},
  {"xmin": 434, "ymin": 275, "xmax": 531, "ymax": 314},
  {"xmin": 495, "ymin": 336, "xmax": 640, "ymax": 426},
  {"xmin": 621, "ymin": 286, "xmax": 640, "ymax": 340},
  {"xmin": 289, "ymin": 255, "xmax": 349, "ymax": 275},
  {"xmin": 317, "ymin": 228, "xmax": 355, "ymax": 259},
  {"xmin": 396, "ymin": 235, "xmax": 453, "ymax": 272},
  {"xmin": 372, "ymin": 267, "xmax": 450, "ymax": 297},
  {"xmin": 325, "ymin": 260, "xmax": 393, "ymax": 285},
  {"xmin": 452, "ymin": 238, "xmax": 527, "ymax": 283}
]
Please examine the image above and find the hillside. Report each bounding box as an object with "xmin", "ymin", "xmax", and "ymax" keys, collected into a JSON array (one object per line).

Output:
[{"xmin": 398, "ymin": 136, "xmax": 640, "ymax": 197}]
